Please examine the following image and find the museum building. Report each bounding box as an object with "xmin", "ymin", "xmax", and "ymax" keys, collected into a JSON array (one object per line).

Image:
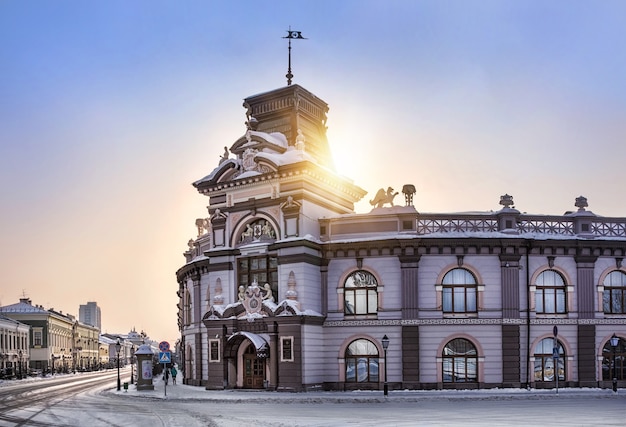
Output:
[{"xmin": 176, "ymin": 82, "xmax": 626, "ymax": 391}]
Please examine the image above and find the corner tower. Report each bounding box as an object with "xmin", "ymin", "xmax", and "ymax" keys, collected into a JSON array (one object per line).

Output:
[{"xmin": 178, "ymin": 84, "xmax": 366, "ymax": 390}]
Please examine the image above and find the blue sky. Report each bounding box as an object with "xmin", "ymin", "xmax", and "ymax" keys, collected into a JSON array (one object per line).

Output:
[{"xmin": 1, "ymin": 1, "xmax": 625, "ymax": 343}]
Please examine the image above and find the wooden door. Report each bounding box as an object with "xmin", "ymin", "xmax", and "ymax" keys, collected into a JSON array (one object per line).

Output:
[{"xmin": 243, "ymin": 346, "xmax": 265, "ymax": 389}]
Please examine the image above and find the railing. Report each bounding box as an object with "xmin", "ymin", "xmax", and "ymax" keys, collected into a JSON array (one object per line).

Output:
[
  {"xmin": 517, "ymin": 216, "xmax": 575, "ymax": 235},
  {"xmin": 416, "ymin": 213, "xmax": 626, "ymax": 238},
  {"xmin": 417, "ymin": 216, "xmax": 498, "ymax": 234}
]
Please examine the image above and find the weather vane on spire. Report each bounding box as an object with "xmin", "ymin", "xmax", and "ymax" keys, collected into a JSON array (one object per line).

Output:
[{"xmin": 283, "ymin": 27, "xmax": 306, "ymax": 86}]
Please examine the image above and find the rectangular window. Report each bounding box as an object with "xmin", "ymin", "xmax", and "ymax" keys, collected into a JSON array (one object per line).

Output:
[
  {"xmin": 453, "ymin": 287, "xmax": 465, "ymax": 311},
  {"xmin": 238, "ymin": 255, "xmax": 278, "ymax": 300},
  {"xmin": 209, "ymin": 339, "xmax": 220, "ymax": 362},
  {"xmin": 466, "ymin": 288, "xmax": 477, "ymax": 311},
  {"xmin": 34, "ymin": 329, "xmax": 43, "ymax": 347},
  {"xmin": 443, "ymin": 288, "xmax": 452, "ymax": 312},
  {"xmin": 345, "ymin": 358, "xmax": 356, "ymax": 382},
  {"xmin": 556, "ymin": 291, "xmax": 566, "ymax": 312},
  {"xmin": 280, "ymin": 336, "xmax": 294, "ymax": 362}
]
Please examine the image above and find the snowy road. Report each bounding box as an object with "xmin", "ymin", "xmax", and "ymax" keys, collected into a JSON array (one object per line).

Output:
[{"xmin": 1, "ymin": 375, "xmax": 625, "ymax": 426}]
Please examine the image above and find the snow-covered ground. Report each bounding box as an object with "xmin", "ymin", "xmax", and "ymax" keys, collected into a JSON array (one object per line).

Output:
[{"xmin": 3, "ymin": 373, "xmax": 625, "ymax": 426}]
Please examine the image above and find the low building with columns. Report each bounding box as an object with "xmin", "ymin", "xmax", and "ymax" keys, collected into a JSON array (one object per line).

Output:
[
  {"xmin": 176, "ymin": 83, "xmax": 626, "ymax": 391},
  {"xmin": 0, "ymin": 314, "xmax": 30, "ymax": 378}
]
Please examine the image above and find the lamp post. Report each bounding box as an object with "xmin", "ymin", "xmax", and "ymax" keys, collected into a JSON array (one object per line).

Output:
[
  {"xmin": 381, "ymin": 335, "xmax": 389, "ymax": 397},
  {"xmin": 115, "ymin": 338, "xmax": 121, "ymax": 391},
  {"xmin": 130, "ymin": 347, "xmax": 135, "ymax": 384},
  {"xmin": 610, "ymin": 334, "xmax": 619, "ymax": 393},
  {"xmin": 18, "ymin": 350, "xmax": 22, "ymax": 379}
]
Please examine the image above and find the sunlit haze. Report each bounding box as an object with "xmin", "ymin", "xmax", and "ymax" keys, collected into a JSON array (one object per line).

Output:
[{"xmin": 1, "ymin": 1, "xmax": 625, "ymax": 344}]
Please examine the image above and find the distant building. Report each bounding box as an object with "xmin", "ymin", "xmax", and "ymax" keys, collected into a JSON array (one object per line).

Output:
[
  {"xmin": 0, "ymin": 314, "xmax": 30, "ymax": 378},
  {"xmin": 1, "ymin": 298, "xmax": 99, "ymax": 373},
  {"xmin": 79, "ymin": 302, "xmax": 101, "ymax": 330},
  {"xmin": 1, "ymin": 298, "xmax": 73, "ymax": 373},
  {"xmin": 176, "ymin": 83, "xmax": 626, "ymax": 391}
]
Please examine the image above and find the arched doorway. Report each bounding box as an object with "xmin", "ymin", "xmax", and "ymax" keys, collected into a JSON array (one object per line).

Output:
[{"xmin": 224, "ymin": 332, "xmax": 270, "ymax": 389}]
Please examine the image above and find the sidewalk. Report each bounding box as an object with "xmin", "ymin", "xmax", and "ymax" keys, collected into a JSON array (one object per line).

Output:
[{"xmin": 113, "ymin": 377, "xmax": 624, "ymax": 403}]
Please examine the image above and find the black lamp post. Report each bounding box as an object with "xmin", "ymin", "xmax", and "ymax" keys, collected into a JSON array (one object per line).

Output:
[
  {"xmin": 382, "ymin": 335, "xmax": 389, "ymax": 396},
  {"xmin": 610, "ymin": 334, "xmax": 619, "ymax": 393},
  {"xmin": 115, "ymin": 338, "xmax": 121, "ymax": 391},
  {"xmin": 130, "ymin": 347, "xmax": 135, "ymax": 385},
  {"xmin": 18, "ymin": 350, "xmax": 22, "ymax": 379}
]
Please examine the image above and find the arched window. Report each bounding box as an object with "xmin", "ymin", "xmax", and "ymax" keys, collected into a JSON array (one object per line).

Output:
[
  {"xmin": 344, "ymin": 270, "xmax": 378, "ymax": 315},
  {"xmin": 602, "ymin": 337, "xmax": 626, "ymax": 381},
  {"xmin": 603, "ymin": 271, "xmax": 626, "ymax": 314},
  {"xmin": 534, "ymin": 338, "xmax": 565, "ymax": 382},
  {"xmin": 442, "ymin": 268, "xmax": 477, "ymax": 313},
  {"xmin": 345, "ymin": 339, "xmax": 379, "ymax": 383},
  {"xmin": 442, "ymin": 338, "xmax": 477, "ymax": 382},
  {"xmin": 184, "ymin": 290, "xmax": 192, "ymax": 326},
  {"xmin": 535, "ymin": 270, "xmax": 566, "ymax": 314}
]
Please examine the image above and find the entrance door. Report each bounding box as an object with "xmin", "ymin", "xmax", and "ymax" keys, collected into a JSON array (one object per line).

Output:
[{"xmin": 243, "ymin": 345, "xmax": 265, "ymax": 389}]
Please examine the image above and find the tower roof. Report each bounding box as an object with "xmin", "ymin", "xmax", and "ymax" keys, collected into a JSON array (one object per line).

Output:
[{"xmin": 242, "ymin": 84, "xmax": 333, "ymax": 169}]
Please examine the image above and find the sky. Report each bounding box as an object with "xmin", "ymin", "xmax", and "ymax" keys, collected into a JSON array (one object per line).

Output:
[{"xmin": 1, "ymin": 1, "xmax": 625, "ymax": 345}]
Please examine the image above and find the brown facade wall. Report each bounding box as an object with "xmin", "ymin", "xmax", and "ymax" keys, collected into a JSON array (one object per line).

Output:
[
  {"xmin": 400, "ymin": 258, "xmax": 419, "ymax": 319},
  {"xmin": 576, "ymin": 264, "xmax": 596, "ymax": 319},
  {"xmin": 276, "ymin": 322, "xmax": 304, "ymax": 392},
  {"xmin": 401, "ymin": 326, "xmax": 420, "ymax": 388},
  {"xmin": 501, "ymin": 264, "xmax": 520, "ymax": 319},
  {"xmin": 577, "ymin": 324, "xmax": 597, "ymax": 386},
  {"xmin": 193, "ymin": 332, "xmax": 203, "ymax": 386},
  {"xmin": 501, "ymin": 325, "xmax": 521, "ymax": 387}
]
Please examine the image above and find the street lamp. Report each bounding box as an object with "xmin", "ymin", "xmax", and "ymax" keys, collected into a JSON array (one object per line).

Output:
[
  {"xmin": 115, "ymin": 338, "xmax": 121, "ymax": 391},
  {"xmin": 18, "ymin": 350, "xmax": 22, "ymax": 379},
  {"xmin": 610, "ymin": 334, "xmax": 619, "ymax": 393},
  {"xmin": 130, "ymin": 347, "xmax": 135, "ymax": 384},
  {"xmin": 381, "ymin": 335, "xmax": 389, "ymax": 397}
]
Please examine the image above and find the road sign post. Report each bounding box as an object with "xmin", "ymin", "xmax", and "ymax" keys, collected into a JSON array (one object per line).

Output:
[
  {"xmin": 158, "ymin": 342, "xmax": 171, "ymax": 397},
  {"xmin": 553, "ymin": 326, "xmax": 559, "ymax": 395}
]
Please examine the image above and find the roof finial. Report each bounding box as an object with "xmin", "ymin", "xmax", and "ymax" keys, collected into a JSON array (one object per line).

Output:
[{"xmin": 283, "ymin": 27, "xmax": 306, "ymax": 85}]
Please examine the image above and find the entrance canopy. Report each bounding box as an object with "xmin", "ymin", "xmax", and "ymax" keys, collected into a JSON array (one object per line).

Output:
[{"xmin": 226, "ymin": 332, "xmax": 270, "ymax": 359}]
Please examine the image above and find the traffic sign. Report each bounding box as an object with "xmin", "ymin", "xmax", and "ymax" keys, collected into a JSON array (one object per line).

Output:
[
  {"xmin": 159, "ymin": 341, "xmax": 170, "ymax": 352},
  {"xmin": 159, "ymin": 351, "xmax": 171, "ymax": 364}
]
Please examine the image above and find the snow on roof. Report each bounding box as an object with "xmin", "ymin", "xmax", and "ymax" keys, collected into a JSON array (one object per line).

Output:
[
  {"xmin": 247, "ymin": 131, "xmax": 288, "ymax": 148},
  {"xmin": 324, "ymin": 230, "xmax": 626, "ymax": 243},
  {"xmin": 0, "ymin": 301, "xmax": 49, "ymax": 314}
]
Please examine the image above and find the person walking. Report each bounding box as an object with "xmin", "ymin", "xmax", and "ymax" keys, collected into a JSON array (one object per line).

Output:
[
  {"xmin": 170, "ymin": 366, "xmax": 178, "ymax": 385},
  {"xmin": 163, "ymin": 367, "xmax": 170, "ymax": 385}
]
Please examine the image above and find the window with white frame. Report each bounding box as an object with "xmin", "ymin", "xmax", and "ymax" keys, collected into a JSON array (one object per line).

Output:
[
  {"xmin": 33, "ymin": 329, "xmax": 43, "ymax": 347},
  {"xmin": 603, "ymin": 270, "xmax": 626, "ymax": 314},
  {"xmin": 534, "ymin": 337, "xmax": 565, "ymax": 382},
  {"xmin": 442, "ymin": 338, "xmax": 478, "ymax": 383},
  {"xmin": 535, "ymin": 270, "xmax": 567, "ymax": 314},
  {"xmin": 344, "ymin": 270, "xmax": 378, "ymax": 315},
  {"xmin": 345, "ymin": 339, "xmax": 379, "ymax": 383},
  {"xmin": 441, "ymin": 268, "xmax": 477, "ymax": 314}
]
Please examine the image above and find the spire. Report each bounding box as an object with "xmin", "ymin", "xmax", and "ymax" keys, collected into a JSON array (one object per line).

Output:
[{"xmin": 283, "ymin": 28, "xmax": 306, "ymax": 85}]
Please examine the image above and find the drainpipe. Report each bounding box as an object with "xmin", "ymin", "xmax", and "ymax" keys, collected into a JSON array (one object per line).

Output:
[{"xmin": 525, "ymin": 239, "xmax": 532, "ymax": 389}]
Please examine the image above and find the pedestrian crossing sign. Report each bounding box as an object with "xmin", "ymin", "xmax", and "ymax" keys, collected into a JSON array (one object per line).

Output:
[{"xmin": 159, "ymin": 351, "xmax": 171, "ymax": 364}]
